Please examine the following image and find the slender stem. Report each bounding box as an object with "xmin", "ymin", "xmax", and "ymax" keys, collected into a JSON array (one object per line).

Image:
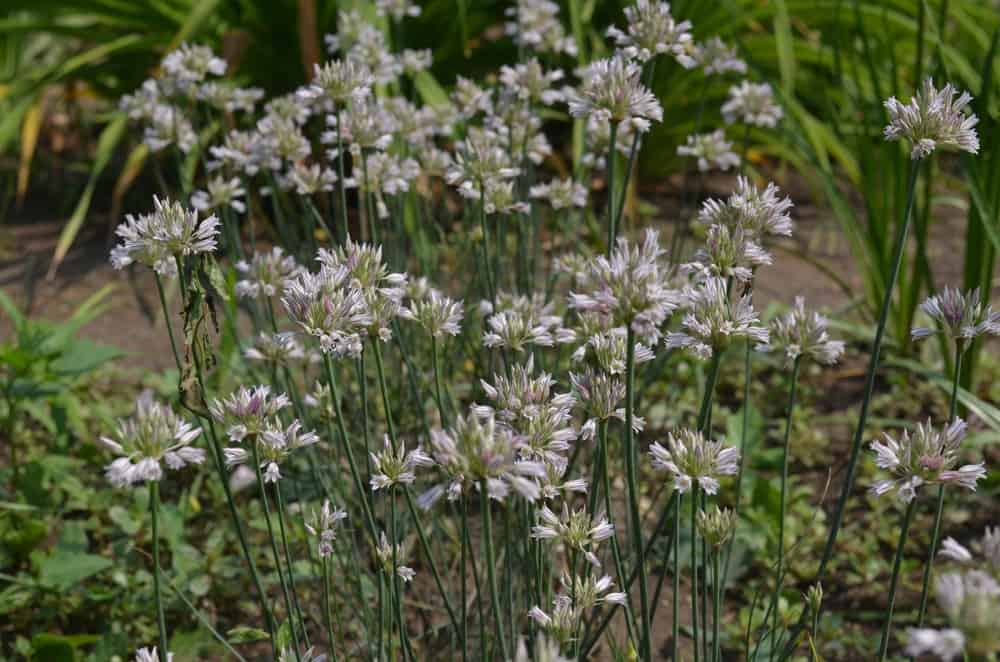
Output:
[
  {"xmin": 403, "ymin": 487, "xmax": 461, "ymax": 636},
  {"xmin": 770, "ymin": 356, "xmax": 801, "ymax": 659},
  {"xmin": 390, "ymin": 486, "xmax": 410, "ymax": 661},
  {"xmin": 460, "ymin": 496, "xmax": 470, "ymax": 662},
  {"xmin": 252, "ymin": 443, "xmax": 302, "ymax": 661},
  {"xmin": 916, "ymin": 342, "xmax": 965, "ymax": 626},
  {"xmin": 322, "ymin": 355, "xmax": 378, "ymax": 541},
  {"xmin": 606, "ymin": 121, "xmax": 618, "ymax": 256},
  {"xmin": 816, "ymin": 160, "xmax": 922, "ymax": 582},
  {"xmin": 335, "ymin": 106, "xmax": 350, "ymax": 242},
  {"xmin": 698, "ymin": 351, "xmax": 723, "ymax": 435},
  {"xmin": 673, "ymin": 492, "xmax": 683, "ymax": 661},
  {"xmin": 431, "ymin": 337, "xmax": 448, "ymax": 424},
  {"xmin": 691, "ymin": 484, "xmax": 701, "ymax": 662},
  {"xmin": 598, "ymin": 421, "xmax": 638, "ymax": 647},
  {"xmin": 722, "ymin": 342, "xmax": 752, "ymax": 593},
  {"xmin": 479, "ymin": 186, "xmax": 496, "ymax": 305},
  {"xmin": 623, "ymin": 327, "xmax": 650, "ymax": 659},
  {"xmin": 877, "ymin": 499, "xmax": 917, "ymax": 661},
  {"xmin": 275, "ymin": 484, "xmax": 310, "ymax": 647},
  {"xmin": 322, "ymin": 557, "xmax": 339, "ymax": 662},
  {"xmin": 713, "ymin": 552, "xmax": 721, "ymax": 662},
  {"xmin": 371, "ymin": 339, "xmax": 398, "ymax": 447},
  {"xmin": 480, "ymin": 479, "xmax": 510, "ymax": 661},
  {"xmin": 154, "ymin": 274, "xmax": 182, "ymax": 373},
  {"xmin": 700, "ymin": 490, "xmax": 709, "ymax": 662},
  {"xmin": 150, "ymin": 482, "xmax": 169, "ymax": 662}
]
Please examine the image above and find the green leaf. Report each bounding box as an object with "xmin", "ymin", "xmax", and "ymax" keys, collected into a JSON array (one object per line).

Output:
[
  {"xmin": 35, "ymin": 550, "xmax": 113, "ymax": 591},
  {"xmin": 773, "ymin": 0, "xmax": 796, "ymax": 97},
  {"xmin": 30, "ymin": 633, "xmax": 75, "ymax": 662},
  {"xmin": 48, "ymin": 115, "xmax": 127, "ymax": 279},
  {"xmin": 49, "ymin": 339, "xmax": 124, "ymax": 376}
]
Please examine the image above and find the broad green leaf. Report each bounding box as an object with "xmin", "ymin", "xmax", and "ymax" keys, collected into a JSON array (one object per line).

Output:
[{"xmin": 35, "ymin": 550, "xmax": 113, "ymax": 591}]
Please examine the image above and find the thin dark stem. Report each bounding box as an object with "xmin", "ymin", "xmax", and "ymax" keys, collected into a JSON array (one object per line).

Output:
[
  {"xmin": 275, "ymin": 484, "xmax": 310, "ymax": 648},
  {"xmin": 598, "ymin": 421, "xmax": 638, "ymax": 647},
  {"xmin": 916, "ymin": 342, "xmax": 965, "ymax": 626},
  {"xmin": 691, "ymin": 484, "xmax": 701, "ymax": 662},
  {"xmin": 335, "ymin": 107, "xmax": 350, "ymax": 242},
  {"xmin": 606, "ymin": 121, "xmax": 618, "ymax": 256},
  {"xmin": 815, "ymin": 160, "xmax": 922, "ymax": 579},
  {"xmin": 673, "ymin": 492, "xmax": 683, "ymax": 661},
  {"xmin": 698, "ymin": 351, "xmax": 724, "ymax": 435},
  {"xmin": 252, "ymin": 443, "xmax": 302, "ymax": 661},
  {"xmin": 153, "ymin": 274, "xmax": 182, "ymax": 373},
  {"xmin": 770, "ymin": 356, "xmax": 801, "ymax": 660},
  {"xmin": 722, "ymin": 342, "xmax": 752, "ymax": 591},
  {"xmin": 150, "ymin": 482, "xmax": 169, "ymax": 662},
  {"xmin": 403, "ymin": 487, "xmax": 461, "ymax": 636},
  {"xmin": 877, "ymin": 499, "xmax": 917, "ymax": 661},
  {"xmin": 322, "ymin": 557, "xmax": 339, "ymax": 662},
  {"xmin": 479, "ymin": 480, "xmax": 510, "ymax": 661},
  {"xmin": 371, "ymin": 339, "xmax": 398, "ymax": 447},
  {"xmin": 390, "ymin": 486, "xmax": 410, "ymax": 661},
  {"xmin": 623, "ymin": 327, "xmax": 650, "ymax": 659},
  {"xmin": 713, "ymin": 552, "xmax": 721, "ymax": 662},
  {"xmin": 431, "ymin": 337, "xmax": 448, "ymax": 424}
]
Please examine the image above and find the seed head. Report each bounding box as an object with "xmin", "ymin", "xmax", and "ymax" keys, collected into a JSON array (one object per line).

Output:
[{"xmin": 912, "ymin": 287, "xmax": 1000, "ymax": 343}]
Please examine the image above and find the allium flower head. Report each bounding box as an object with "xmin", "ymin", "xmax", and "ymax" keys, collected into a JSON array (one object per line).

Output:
[
  {"xmin": 870, "ymin": 418, "xmax": 986, "ymax": 502},
  {"xmin": 482, "ymin": 179, "xmax": 530, "ymax": 215},
  {"xmin": 505, "ymin": 0, "xmax": 577, "ymax": 57},
  {"xmin": 285, "ymin": 162, "xmax": 338, "ymax": 196},
  {"xmin": 375, "ymin": 0, "xmax": 421, "ymax": 21},
  {"xmin": 235, "ymin": 247, "xmax": 303, "ymax": 300},
  {"xmin": 419, "ymin": 409, "xmax": 545, "ymax": 506},
  {"xmin": 281, "ymin": 267, "xmax": 371, "ymax": 357},
  {"xmin": 568, "ymin": 229, "xmax": 680, "ymax": 344},
  {"xmin": 697, "ymin": 176, "xmax": 794, "ymax": 238},
  {"xmin": 477, "ymin": 357, "xmax": 570, "ymax": 423},
  {"xmin": 697, "ymin": 506, "xmax": 737, "ymax": 548},
  {"xmin": 606, "ymin": 1, "xmax": 695, "ymax": 66},
  {"xmin": 369, "ymin": 435, "xmax": 433, "ymax": 490},
  {"xmin": 375, "ymin": 531, "xmax": 416, "ymax": 582},
  {"xmin": 196, "ymin": 82, "xmax": 264, "ymax": 113},
  {"xmin": 537, "ymin": 456, "xmax": 589, "ymax": 501},
  {"xmin": 529, "ymin": 596, "xmax": 580, "ymax": 647},
  {"xmin": 346, "ymin": 28, "xmax": 402, "ymax": 84},
  {"xmin": 209, "ymin": 129, "xmax": 262, "ymax": 175},
  {"xmin": 400, "ymin": 290, "xmax": 464, "ymax": 338},
  {"xmin": 316, "ymin": 241, "xmax": 407, "ymax": 342},
  {"xmin": 561, "ymin": 572, "xmax": 628, "ymax": 610},
  {"xmin": 530, "ymin": 178, "xmax": 588, "ymax": 210},
  {"xmin": 305, "ymin": 499, "xmax": 348, "ymax": 558},
  {"xmin": 884, "ymin": 78, "xmax": 980, "ymax": 159},
  {"xmin": 906, "ymin": 569, "xmax": 1000, "ymax": 660},
  {"xmin": 452, "ymin": 76, "xmax": 494, "ymax": 118},
  {"xmin": 224, "ymin": 419, "xmax": 319, "ymax": 483},
  {"xmin": 569, "ymin": 57, "xmax": 663, "ymax": 132},
  {"xmin": 256, "ymin": 115, "xmax": 311, "ymax": 167},
  {"xmin": 570, "ymin": 368, "xmax": 629, "ymax": 433},
  {"xmin": 98, "ymin": 392, "xmax": 204, "ymax": 488},
  {"xmin": 482, "ymin": 292, "xmax": 566, "ymax": 353},
  {"xmin": 191, "ymin": 176, "xmax": 246, "ymax": 214},
  {"xmin": 570, "ymin": 326, "xmax": 655, "ymax": 375},
  {"xmin": 532, "ymin": 504, "xmax": 614, "ymax": 566},
  {"xmin": 939, "ymin": 525, "xmax": 1000, "ymax": 573},
  {"xmin": 500, "ymin": 58, "xmax": 566, "ymax": 106},
  {"xmin": 514, "ymin": 635, "xmax": 572, "ymax": 662},
  {"xmin": 209, "ymin": 385, "xmax": 292, "ymax": 443},
  {"xmin": 323, "ymin": 100, "xmax": 394, "ymax": 157},
  {"xmin": 244, "ymin": 331, "xmax": 306, "ymax": 365},
  {"xmin": 162, "ymin": 43, "xmax": 226, "ymax": 88},
  {"xmin": 694, "ymin": 37, "xmax": 747, "ymax": 76},
  {"xmin": 649, "ymin": 428, "xmax": 740, "ymax": 495},
  {"xmin": 666, "ymin": 277, "xmax": 768, "ymax": 359},
  {"xmin": 722, "ymin": 81, "xmax": 784, "ymax": 127},
  {"xmin": 677, "ymin": 129, "xmax": 740, "ymax": 172},
  {"xmin": 445, "ymin": 127, "xmax": 520, "ymax": 199},
  {"xmin": 582, "ymin": 114, "xmax": 637, "ymax": 170},
  {"xmin": 135, "ymin": 647, "xmax": 174, "ymax": 662},
  {"xmin": 911, "ymin": 287, "xmax": 1000, "ymax": 343},
  {"xmin": 759, "ymin": 297, "xmax": 845, "ymax": 367},
  {"xmin": 684, "ymin": 222, "xmax": 772, "ymax": 283},
  {"xmin": 110, "ymin": 196, "xmax": 220, "ymax": 273}
]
